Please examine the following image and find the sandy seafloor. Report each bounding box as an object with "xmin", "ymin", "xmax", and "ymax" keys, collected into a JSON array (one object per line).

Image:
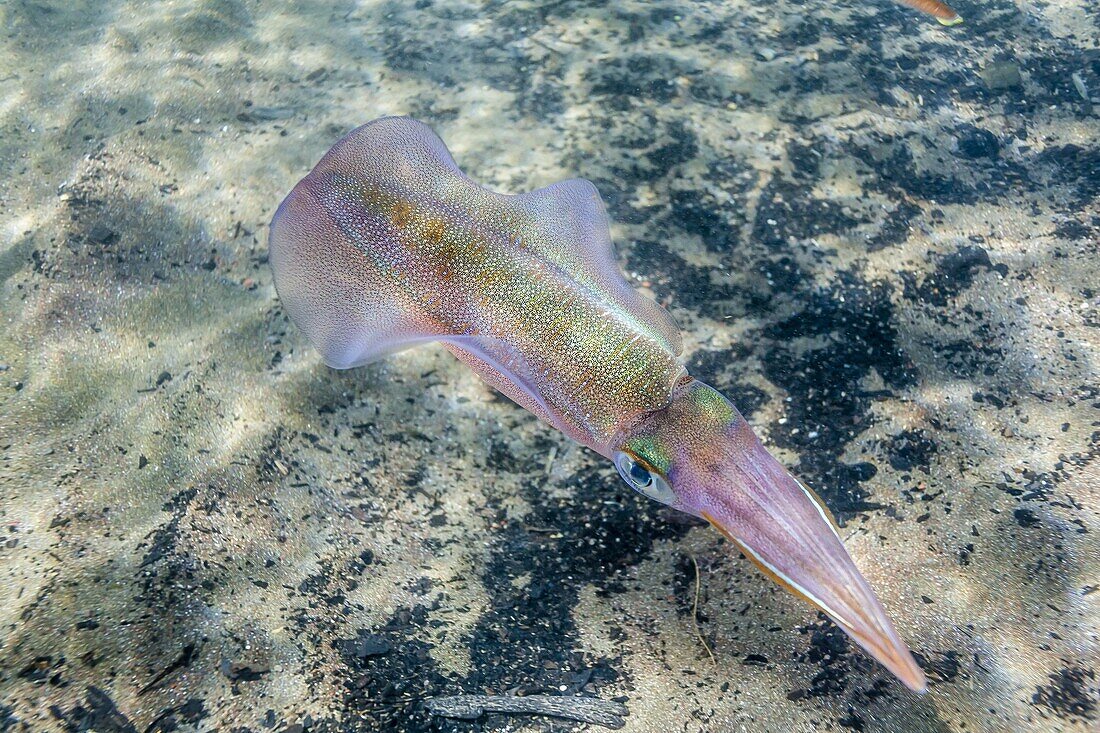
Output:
[{"xmin": 1, "ymin": 0, "xmax": 1098, "ymax": 731}]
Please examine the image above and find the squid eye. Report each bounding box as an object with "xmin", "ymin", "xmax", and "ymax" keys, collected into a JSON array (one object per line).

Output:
[
  {"xmin": 614, "ymin": 452, "xmax": 676, "ymax": 506},
  {"xmin": 628, "ymin": 460, "xmax": 653, "ymax": 487}
]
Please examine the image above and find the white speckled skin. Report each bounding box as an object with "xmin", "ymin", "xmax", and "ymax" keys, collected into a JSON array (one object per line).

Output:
[{"xmin": 270, "ymin": 116, "xmax": 684, "ymax": 453}]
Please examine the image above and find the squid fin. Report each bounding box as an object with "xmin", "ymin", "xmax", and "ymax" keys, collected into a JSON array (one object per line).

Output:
[{"xmin": 510, "ymin": 179, "xmax": 683, "ymax": 356}]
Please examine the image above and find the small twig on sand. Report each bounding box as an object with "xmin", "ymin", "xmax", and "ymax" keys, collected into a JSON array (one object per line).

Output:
[
  {"xmin": 690, "ymin": 554, "xmax": 717, "ymax": 666},
  {"xmin": 425, "ymin": 694, "xmax": 628, "ymax": 729}
]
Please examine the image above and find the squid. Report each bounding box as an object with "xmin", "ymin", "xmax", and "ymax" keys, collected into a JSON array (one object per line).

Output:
[{"xmin": 269, "ymin": 117, "xmax": 928, "ymax": 693}]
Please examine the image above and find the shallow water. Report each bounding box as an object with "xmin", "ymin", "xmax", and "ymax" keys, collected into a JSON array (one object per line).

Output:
[{"xmin": 1, "ymin": 1, "xmax": 1097, "ymax": 731}]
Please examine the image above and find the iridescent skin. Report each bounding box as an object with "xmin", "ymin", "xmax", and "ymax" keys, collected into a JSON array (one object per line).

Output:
[{"xmin": 269, "ymin": 117, "xmax": 928, "ymax": 693}]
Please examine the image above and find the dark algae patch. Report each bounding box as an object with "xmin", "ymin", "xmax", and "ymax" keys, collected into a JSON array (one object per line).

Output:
[
  {"xmin": 493, "ymin": 462, "xmax": 685, "ymax": 586},
  {"xmin": 336, "ymin": 605, "xmax": 452, "ymax": 733},
  {"xmin": 884, "ymin": 429, "xmax": 938, "ymax": 474},
  {"xmin": 801, "ymin": 619, "xmax": 858, "ymax": 698},
  {"xmin": 1032, "ymin": 665, "xmax": 1098, "ymax": 722},
  {"xmin": 48, "ymin": 687, "xmax": 140, "ymax": 733},
  {"xmin": 762, "ymin": 270, "xmax": 915, "ymax": 520},
  {"xmin": 586, "ymin": 53, "xmax": 692, "ymax": 105},
  {"xmin": 905, "ymin": 245, "xmax": 1007, "ymax": 308},
  {"xmin": 1037, "ymin": 145, "xmax": 1100, "ymax": 205},
  {"xmin": 867, "ymin": 200, "xmax": 922, "ymax": 251},
  {"xmin": 1014, "ymin": 507, "xmax": 1041, "ymax": 528},
  {"xmin": 912, "ymin": 650, "xmax": 964, "ymax": 686},
  {"xmin": 752, "ymin": 177, "xmax": 861, "ymax": 249},
  {"xmin": 330, "ymin": 462, "xmax": 689, "ymax": 732},
  {"xmin": 452, "ymin": 466, "xmax": 690, "ymax": 718}
]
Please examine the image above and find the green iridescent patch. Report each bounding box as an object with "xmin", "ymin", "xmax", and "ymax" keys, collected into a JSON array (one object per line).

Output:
[
  {"xmin": 687, "ymin": 382, "xmax": 736, "ymax": 426},
  {"xmin": 622, "ymin": 435, "xmax": 672, "ymax": 475}
]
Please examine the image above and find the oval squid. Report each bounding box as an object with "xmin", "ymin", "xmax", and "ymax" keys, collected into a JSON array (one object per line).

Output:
[{"xmin": 269, "ymin": 117, "xmax": 928, "ymax": 693}]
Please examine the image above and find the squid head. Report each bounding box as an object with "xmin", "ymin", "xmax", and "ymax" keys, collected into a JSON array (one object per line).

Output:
[{"xmin": 611, "ymin": 379, "xmax": 928, "ymax": 693}]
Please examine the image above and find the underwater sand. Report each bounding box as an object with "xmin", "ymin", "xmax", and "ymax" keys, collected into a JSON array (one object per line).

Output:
[{"xmin": 1, "ymin": 1, "xmax": 1097, "ymax": 731}]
